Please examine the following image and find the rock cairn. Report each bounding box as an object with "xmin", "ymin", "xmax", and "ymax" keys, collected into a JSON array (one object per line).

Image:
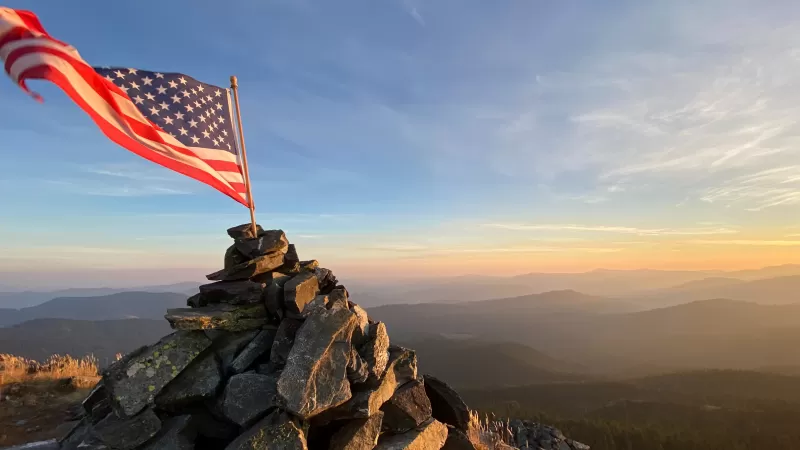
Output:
[{"xmin": 52, "ymin": 225, "xmax": 589, "ymax": 450}]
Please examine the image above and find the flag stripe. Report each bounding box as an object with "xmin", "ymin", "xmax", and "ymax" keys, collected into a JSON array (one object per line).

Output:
[{"xmin": 0, "ymin": 8, "xmax": 249, "ymax": 206}]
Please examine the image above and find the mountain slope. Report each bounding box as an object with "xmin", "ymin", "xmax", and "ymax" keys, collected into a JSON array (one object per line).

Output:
[
  {"xmin": 398, "ymin": 336, "xmax": 589, "ymax": 388},
  {"xmin": 0, "ymin": 282, "xmax": 200, "ymax": 309},
  {"xmin": 0, "ymin": 318, "xmax": 171, "ymax": 363},
  {"xmin": 644, "ymin": 275, "xmax": 800, "ymax": 305},
  {"xmin": 0, "ymin": 292, "xmax": 189, "ymax": 327}
]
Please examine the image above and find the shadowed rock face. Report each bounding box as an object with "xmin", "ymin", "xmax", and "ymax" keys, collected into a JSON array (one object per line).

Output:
[{"xmin": 51, "ymin": 226, "xmax": 589, "ymax": 450}]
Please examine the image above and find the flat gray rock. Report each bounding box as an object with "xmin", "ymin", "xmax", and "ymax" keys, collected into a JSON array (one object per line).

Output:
[
  {"xmin": 206, "ymin": 252, "xmax": 286, "ymax": 281},
  {"xmin": 225, "ymin": 410, "xmax": 308, "ymax": 450},
  {"xmin": 234, "ymin": 230, "xmax": 288, "ymax": 258},
  {"xmin": 166, "ymin": 303, "xmax": 268, "ymax": 332},
  {"xmin": 222, "ymin": 372, "xmax": 279, "ymax": 427},
  {"xmin": 205, "ymin": 330, "xmax": 259, "ymax": 373},
  {"xmin": 155, "ymin": 349, "xmax": 221, "ymax": 411},
  {"xmin": 329, "ymin": 411, "xmax": 384, "ymax": 450},
  {"xmin": 198, "ymin": 280, "xmax": 267, "ymax": 305},
  {"xmin": 140, "ymin": 415, "xmax": 195, "ymax": 450},
  {"xmin": 2, "ymin": 440, "xmax": 60, "ymax": 450},
  {"xmin": 267, "ymin": 318, "xmax": 303, "ymax": 373},
  {"xmin": 230, "ymin": 328, "xmax": 277, "ymax": 374},
  {"xmin": 227, "ymin": 223, "xmax": 265, "ymax": 239},
  {"xmin": 374, "ymin": 419, "xmax": 448, "ymax": 450},
  {"xmin": 423, "ymin": 375, "xmax": 470, "ymax": 432},
  {"xmin": 224, "ymin": 244, "xmax": 249, "ymax": 270},
  {"xmin": 92, "ymin": 408, "xmax": 161, "ymax": 450},
  {"xmin": 283, "ymin": 271, "xmax": 320, "ymax": 318},
  {"xmin": 442, "ymin": 427, "xmax": 478, "ymax": 450},
  {"xmin": 381, "ymin": 379, "xmax": 433, "ymax": 433},
  {"xmin": 103, "ymin": 331, "xmax": 211, "ymax": 417},
  {"xmin": 277, "ymin": 301, "xmax": 358, "ymax": 419}
]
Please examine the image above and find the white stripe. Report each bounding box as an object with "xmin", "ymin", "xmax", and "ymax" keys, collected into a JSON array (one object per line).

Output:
[
  {"xmin": 8, "ymin": 51, "xmax": 246, "ymax": 199},
  {"xmin": 0, "ymin": 8, "xmax": 24, "ymax": 42},
  {"xmin": 0, "ymin": 36, "xmax": 81, "ymax": 66}
]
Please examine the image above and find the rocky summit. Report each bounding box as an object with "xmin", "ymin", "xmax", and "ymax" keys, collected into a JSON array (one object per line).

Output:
[{"xmin": 21, "ymin": 225, "xmax": 589, "ymax": 450}]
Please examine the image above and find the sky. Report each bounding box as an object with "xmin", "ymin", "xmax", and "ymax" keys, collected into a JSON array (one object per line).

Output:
[{"xmin": 3, "ymin": 0, "xmax": 800, "ymax": 288}]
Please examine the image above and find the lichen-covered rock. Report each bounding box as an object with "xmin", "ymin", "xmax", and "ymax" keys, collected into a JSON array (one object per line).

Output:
[
  {"xmin": 375, "ymin": 418, "xmax": 448, "ymax": 450},
  {"xmin": 266, "ymin": 318, "xmax": 303, "ymax": 373},
  {"xmin": 222, "ymin": 373, "xmax": 279, "ymax": 427},
  {"xmin": 225, "ymin": 410, "xmax": 308, "ymax": 450},
  {"xmin": 359, "ymin": 322, "xmax": 390, "ymax": 380},
  {"xmin": 329, "ymin": 411, "xmax": 384, "ymax": 450},
  {"xmin": 227, "ymin": 223, "xmax": 265, "ymax": 240},
  {"xmin": 381, "ymin": 379, "xmax": 433, "ymax": 433},
  {"xmin": 229, "ymin": 328, "xmax": 276, "ymax": 374},
  {"xmin": 234, "ymin": 229, "xmax": 289, "ymax": 258},
  {"xmin": 277, "ymin": 301, "xmax": 358, "ymax": 419},
  {"xmin": 140, "ymin": 415, "xmax": 196, "ymax": 450},
  {"xmin": 103, "ymin": 331, "xmax": 211, "ymax": 417},
  {"xmin": 423, "ymin": 375, "xmax": 470, "ymax": 432},
  {"xmin": 283, "ymin": 271, "xmax": 320, "ymax": 318},
  {"xmin": 155, "ymin": 349, "xmax": 221, "ymax": 411},
  {"xmin": 206, "ymin": 252, "xmax": 286, "ymax": 281},
  {"xmin": 197, "ymin": 280, "xmax": 267, "ymax": 305},
  {"xmin": 92, "ymin": 408, "xmax": 161, "ymax": 450},
  {"xmin": 166, "ymin": 303, "xmax": 268, "ymax": 331}
]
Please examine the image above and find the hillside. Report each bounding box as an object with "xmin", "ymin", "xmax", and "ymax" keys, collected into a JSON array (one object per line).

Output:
[
  {"xmin": 641, "ymin": 274, "xmax": 800, "ymax": 306},
  {"xmin": 0, "ymin": 291, "xmax": 189, "ymax": 327},
  {"xmin": 0, "ymin": 282, "xmax": 200, "ymax": 309},
  {"xmin": 371, "ymin": 296, "xmax": 800, "ymax": 375},
  {"xmin": 397, "ymin": 336, "xmax": 589, "ymax": 388},
  {"xmin": 0, "ymin": 318, "xmax": 171, "ymax": 362}
]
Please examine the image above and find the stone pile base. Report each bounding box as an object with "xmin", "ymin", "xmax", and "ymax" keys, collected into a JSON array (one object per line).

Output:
[{"xmin": 44, "ymin": 225, "xmax": 589, "ymax": 450}]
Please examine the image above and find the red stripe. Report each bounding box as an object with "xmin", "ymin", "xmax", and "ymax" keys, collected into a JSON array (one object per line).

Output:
[{"xmin": 18, "ymin": 64, "xmax": 249, "ymax": 206}]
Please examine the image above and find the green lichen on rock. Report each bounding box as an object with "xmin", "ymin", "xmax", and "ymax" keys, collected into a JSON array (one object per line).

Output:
[
  {"xmin": 103, "ymin": 331, "xmax": 211, "ymax": 418},
  {"xmin": 165, "ymin": 303, "xmax": 269, "ymax": 332}
]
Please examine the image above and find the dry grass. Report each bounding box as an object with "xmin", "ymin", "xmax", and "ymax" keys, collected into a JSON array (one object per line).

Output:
[
  {"xmin": 467, "ymin": 410, "xmax": 516, "ymax": 450},
  {"xmin": 0, "ymin": 353, "xmax": 99, "ymax": 386}
]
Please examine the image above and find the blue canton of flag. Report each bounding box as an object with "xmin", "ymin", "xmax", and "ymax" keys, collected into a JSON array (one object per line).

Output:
[{"xmin": 93, "ymin": 67, "xmax": 238, "ymax": 154}]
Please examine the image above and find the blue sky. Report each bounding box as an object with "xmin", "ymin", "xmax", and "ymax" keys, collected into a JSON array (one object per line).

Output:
[{"xmin": 3, "ymin": 0, "xmax": 800, "ymax": 288}]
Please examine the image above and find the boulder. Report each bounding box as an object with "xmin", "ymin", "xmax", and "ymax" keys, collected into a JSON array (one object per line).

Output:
[
  {"xmin": 374, "ymin": 419, "xmax": 448, "ymax": 450},
  {"xmin": 327, "ymin": 286, "xmax": 349, "ymax": 310},
  {"xmin": 103, "ymin": 331, "xmax": 211, "ymax": 417},
  {"xmin": 206, "ymin": 252, "xmax": 286, "ymax": 281},
  {"xmin": 260, "ymin": 273, "xmax": 292, "ymax": 320},
  {"xmin": 224, "ymin": 244, "xmax": 248, "ymax": 269},
  {"xmin": 189, "ymin": 411, "xmax": 239, "ymax": 441},
  {"xmin": 302, "ymin": 294, "xmax": 329, "ymax": 318},
  {"xmin": 81, "ymin": 381, "xmax": 106, "ymax": 416},
  {"xmin": 359, "ymin": 322, "xmax": 390, "ymax": 380},
  {"xmin": 315, "ymin": 267, "xmax": 337, "ymax": 294},
  {"xmin": 225, "ymin": 410, "xmax": 307, "ymax": 450},
  {"xmin": 155, "ymin": 349, "xmax": 222, "ymax": 410},
  {"xmin": 229, "ymin": 328, "xmax": 276, "ymax": 374},
  {"xmin": 350, "ymin": 303, "xmax": 370, "ymax": 345},
  {"xmin": 283, "ymin": 271, "xmax": 320, "ymax": 318},
  {"xmin": 92, "ymin": 408, "xmax": 161, "ymax": 450},
  {"xmin": 227, "ymin": 223, "xmax": 264, "ymax": 240},
  {"xmin": 442, "ymin": 427, "xmax": 478, "ymax": 450},
  {"xmin": 197, "ymin": 280, "xmax": 267, "ymax": 305},
  {"xmin": 222, "ymin": 373, "xmax": 279, "ymax": 427},
  {"xmin": 508, "ymin": 420, "xmax": 590, "ymax": 450},
  {"xmin": 233, "ymin": 230, "xmax": 289, "ymax": 258},
  {"xmin": 3, "ymin": 440, "xmax": 60, "ymax": 450},
  {"xmin": 267, "ymin": 318, "xmax": 303, "ymax": 373},
  {"xmin": 165, "ymin": 303, "xmax": 268, "ymax": 331},
  {"xmin": 205, "ymin": 330, "xmax": 259, "ymax": 373},
  {"xmin": 347, "ymin": 348, "xmax": 369, "ymax": 384},
  {"xmin": 329, "ymin": 411, "xmax": 384, "ymax": 450},
  {"xmin": 381, "ymin": 379, "xmax": 432, "ymax": 433},
  {"xmin": 423, "ymin": 375, "xmax": 471, "ymax": 432},
  {"xmin": 277, "ymin": 301, "xmax": 358, "ymax": 419},
  {"xmin": 140, "ymin": 415, "xmax": 195, "ymax": 450}
]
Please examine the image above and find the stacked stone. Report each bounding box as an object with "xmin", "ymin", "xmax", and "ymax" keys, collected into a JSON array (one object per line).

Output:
[{"xmin": 53, "ymin": 224, "xmax": 589, "ymax": 450}]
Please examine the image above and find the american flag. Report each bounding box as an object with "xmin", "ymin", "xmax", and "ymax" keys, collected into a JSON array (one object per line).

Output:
[{"xmin": 0, "ymin": 7, "xmax": 248, "ymax": 206}]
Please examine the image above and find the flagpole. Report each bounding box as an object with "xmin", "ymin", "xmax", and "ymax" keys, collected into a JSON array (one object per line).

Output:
[{"xmin": 229, "ymin": 76, "xmax": 258, "ymax": 238}]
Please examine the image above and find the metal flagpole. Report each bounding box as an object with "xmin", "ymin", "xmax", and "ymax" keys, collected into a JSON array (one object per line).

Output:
[{"xmin": 229, "ymin": 75, "xmax": 258, "ymax": 237}]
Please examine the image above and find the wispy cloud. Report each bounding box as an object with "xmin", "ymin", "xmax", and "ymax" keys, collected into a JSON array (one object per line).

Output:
[
  {"xmin": 482, "ymin": 223, "xmax": 739, "ymax": 236},
  {"xmin": 687, "ymin": 239, "xmax": 800, "ymax": 246}
]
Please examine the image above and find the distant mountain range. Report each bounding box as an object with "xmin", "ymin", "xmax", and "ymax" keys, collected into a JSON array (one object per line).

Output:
[
  {"xmin": 0, "ymin": 291, "xmax": 189, "ymax": 327},
  {"xmin": 0, "ymin": 282, "xmax": 200, "ymax": 309}
]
